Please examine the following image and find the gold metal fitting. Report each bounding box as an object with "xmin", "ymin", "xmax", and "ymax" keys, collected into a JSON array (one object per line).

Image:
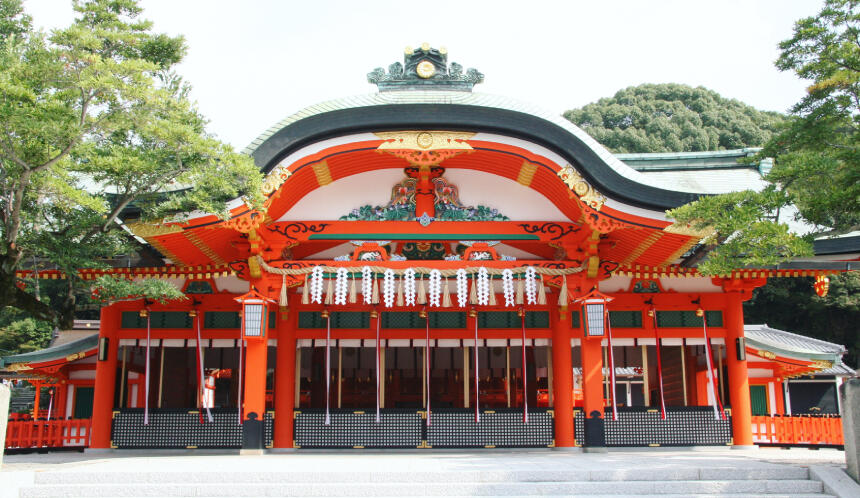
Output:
[
  {"xmin": 188, "ymin": 310, "xmax": 198, "ymax": 318},
  {"xmin": 695, "ymin": 308, "xmax": 704, "ymax": 317},
  {"xmin": 370, "ymin": 310, "xmax": 378, "ymax": 319},
  {"xmin": 320, "ymin": 309, "xmax": 330, "ymax": 318},
  {"xmin": 468, "ymin": 308, "xmax": 477, "ymax": 318},
  {"xmin": 139, "ymin": 309, "xmax": 148, "ymax": 318},
  {"xmin": 419, "ymin": 310, "xmax": 427, "ymax": 319}
]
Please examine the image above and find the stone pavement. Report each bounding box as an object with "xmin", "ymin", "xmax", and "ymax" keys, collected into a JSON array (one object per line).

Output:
[{"xmin": 0, "ymin": 447, "xmax": 854, "ymax": 497}]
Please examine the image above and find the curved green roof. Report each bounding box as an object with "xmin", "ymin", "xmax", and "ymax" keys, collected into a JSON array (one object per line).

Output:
[{"xmin": 0, "ymin": 334, "xmax": 97, "ymax": 368}]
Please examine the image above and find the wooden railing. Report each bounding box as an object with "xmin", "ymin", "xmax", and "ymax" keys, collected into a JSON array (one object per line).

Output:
[
  {"xmin": 4, "ymin": 418, "xmax": 91, "ymax": 449},
  {"xmin": 751, "ymin": 415, "xmax": 843, "ymax": 446}
]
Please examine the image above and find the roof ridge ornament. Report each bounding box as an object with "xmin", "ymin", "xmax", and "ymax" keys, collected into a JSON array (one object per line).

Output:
[{"xmin": 368, "ymin": 44, "xmax": 484, "ymax": 92}]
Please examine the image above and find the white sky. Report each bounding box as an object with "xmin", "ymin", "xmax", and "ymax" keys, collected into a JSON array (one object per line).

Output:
[{"xmin": 25, "ymin": 0, "xmax": 819, "ymax": 151}]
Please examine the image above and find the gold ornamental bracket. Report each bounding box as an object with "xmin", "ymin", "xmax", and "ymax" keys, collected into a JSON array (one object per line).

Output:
[
  {"xmin": 557, "ymin": 164, "xmax": 606, "ymax": 211},
  {"xmin": 261, "ymin": 163, "xmax": 293, "ymax": 196},
  {"xmin": 375, "ymin": 131, "xmax": 475, "ymax": 168}
]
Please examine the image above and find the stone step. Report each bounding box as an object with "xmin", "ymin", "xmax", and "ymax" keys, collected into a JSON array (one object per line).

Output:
[
  {"xmin": 92, "ymin": 496, "xmax": 835, "ymax": 498},
  {"xmin": 31, "ymin": 466, "xmax": 811, "ymax": 485},
  {"xmin": 18, "ymin": 479, "xmax": 825, "ymax": 497}
]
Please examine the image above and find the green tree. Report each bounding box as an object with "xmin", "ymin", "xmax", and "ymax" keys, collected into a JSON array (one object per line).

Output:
[
  {"xmin": 0, "ymin": 306, "xmax": 52, "ymax": 354},
  {"xmin": 669, "ymin": 0, "xmax": 859, "ymax": 275},
  {"xmin": 744, "ymin": 272, "xmax": 860, "ymax": 367},
  {"xmin": 563, "ymin": 83, "xmax": 786, "ymax": 153},
  {"xmin": 0, "ymin": 0, "xmax": 263, "ymax": 330}
]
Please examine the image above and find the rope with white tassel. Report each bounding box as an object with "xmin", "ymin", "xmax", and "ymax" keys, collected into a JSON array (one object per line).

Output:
[
  {"xmin": 456, "ymin": 269, "xmax": 468, "ymax": 308},
  {"xmin": 525, "ymin": 267, "xmax": 537, "ymax": 305},
  {"xmin": 404, "ymin": 268, "xmax": 416, "ymax": 306},
  {"xmin": 502, "ymin": 269, "xmax": 515, "ymax": 307},
  {"xmin": 428, "ymin": 269, "xmax": 442, "ymax": 307},
  {"xmin": 310, "ymin": 266, "xmax": 324, "ymax": 304},
  {"xmin": 476, "ymin": 267, "xmax": 490, "ymax": 306},
  {"xmin": 334, "ymin": 268, "xmax": 349, "ymax": 305},
  {"xmin": 362, "ymin": 266, "xmax": 373, "ymax": 305},
  {"xmin": 383, "ymin": 269, "xmax": 396, "ymax": 308}
]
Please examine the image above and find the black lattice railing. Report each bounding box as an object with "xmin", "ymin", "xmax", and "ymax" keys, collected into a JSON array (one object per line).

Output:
[
  {"xmin": 574, "ymin": 406, "xmax": 732, "ymax": 447},
  {"xmin": 426, "ymin": 408, "xmax": 554, "ymax": 448},
  {"xmin": 110, "ymin": 409, "xmax": 273, "ymax": 449},
  {"xmin": 293, "ymin": 409, "xmax": 422, "ymax": 448},
  {"xmin": 111, "ymin": 409, "xmax": 241, "ymax": 448}
]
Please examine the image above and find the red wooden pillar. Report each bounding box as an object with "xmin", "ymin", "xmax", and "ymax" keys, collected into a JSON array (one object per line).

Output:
[
  {"xmin": 243, "ymin": 341, "xmax": 268, "ymax": 421},
  {"xmin": 90, "ymin": 305, "xmax": 120, "ymax": 449},
  {"xmin": 725, "ymin": 292, "xmax": 753, "ymax": 447},
  {"xmin": 581, "ymin": 332, "xmax": 605, "ymax": 450},
  {"xmin": 31, "ymin": 380, "xmax": 41, "ymax": 419},
  {"xmin": 273, "ymin": 303, "xmax": 297, "ymax": 449},
  {"xmin": 550, "ymin": 306, "xmax": 574, "ymax": 448},
  {"xmin": 774, "ymin": 379, "xmax": 786, "ymax": 415}
]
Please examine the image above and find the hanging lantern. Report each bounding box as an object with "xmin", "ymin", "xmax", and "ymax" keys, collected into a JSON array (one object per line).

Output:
[
  {"xmin": 234, "ymin": 288, "xmax": 276, "ymax": 341},
  {"xmin": 814, "ymin": 275, "xmax": 830, "ymax": 297},
  {"xmin": 574, "ymin": 288, "xmax": 614, "ymax": 337}
]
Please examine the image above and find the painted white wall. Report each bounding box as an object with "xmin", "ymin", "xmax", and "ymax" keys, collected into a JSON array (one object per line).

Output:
[
  {"xmin": 442, "ymin": 170, "xmax": 570, "ymax": 221},
  {"xmin": 599, "ymin": 276, "xmax": 632, "ymax": 293},
  {"xmin": 65, "ymin": 385, "xmax": 74, "ymax": 418},
  {"xmin": 660, "ymin": 277, "xmax": 722, "ymax": 293},
  {"xmin": 278, "ymin": 168, "xmax": 571, "ymax": 222},
  {"xmin": 214, "ymin": 275, "xmax": 250, "ymax": 294}
]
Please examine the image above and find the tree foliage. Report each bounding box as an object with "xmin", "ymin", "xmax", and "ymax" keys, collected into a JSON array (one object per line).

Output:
[
  {"xmin": 744, "ymin": 272, "xmax": 860, "ymax": 367},
  {"xmin": 563, "ymin": 83, "xmax": 786, "ymax": 153},
  {"xmin": 669, "ymin": 0, "xmax": 860, "ymax": 275},
  {"xmin": 0, "ymin": 0, "xmax": 263, "ymax": 329}
]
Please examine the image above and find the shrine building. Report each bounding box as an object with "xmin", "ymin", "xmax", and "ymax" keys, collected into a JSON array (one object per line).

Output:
[{"xmin": 2, "ymin": 46, "xmax": 857, "ymax": 452}]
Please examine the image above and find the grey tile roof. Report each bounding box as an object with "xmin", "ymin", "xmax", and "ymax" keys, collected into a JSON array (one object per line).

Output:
[
  {"xmin": 242, "ymin": 90, "xmax": 668, "ymax": 191},
  {"xmin": 744, "ymin": 324, "xmax": 853, "ymax": 376}
]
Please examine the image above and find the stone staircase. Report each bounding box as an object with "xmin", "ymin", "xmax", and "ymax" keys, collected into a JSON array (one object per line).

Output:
[{"xmin": 18, "ymin": 466, "xmax": 833, "ymax": 497}]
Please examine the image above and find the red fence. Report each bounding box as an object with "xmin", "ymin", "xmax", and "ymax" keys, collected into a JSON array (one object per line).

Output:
[
  {"xmin": 4, "ymin": 419, "xmax": 91, "ymax": 449},
  {"xmin": 751, "ymin": 415, "xmax": 843, "ymax": 446}
]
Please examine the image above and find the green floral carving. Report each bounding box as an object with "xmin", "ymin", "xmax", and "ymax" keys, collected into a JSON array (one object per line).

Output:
[{"xmin": 340, "ymin": 202, "xmax": 508, "ymax": 222}]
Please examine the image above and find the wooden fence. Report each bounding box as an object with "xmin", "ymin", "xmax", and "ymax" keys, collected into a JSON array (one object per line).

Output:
[
  {"xmin": 4, "ymin": 419, "xmax": 91, "ymax": 449},
  {"xmin": 751, "ymin": 415, "xmax": 843, "ymax": 446}
]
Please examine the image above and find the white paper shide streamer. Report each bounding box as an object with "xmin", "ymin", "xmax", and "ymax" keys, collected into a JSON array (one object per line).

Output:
[
  {"xmin": 404, "ymin": 268, "xmax": 416, "ymax": 306},
  {"xmin": 362, "ymin": 266, "xmax": 373, "ymax": 304},
  {"xmin": 383, "ymin": 269, "xmax": 396, "ymax": 308},
  {"xmin": 525, "ymin": 267, "xmax": 537, "ymax": 305},
  {"xmin": 428, "ymin": 269, "xmax": 442, "ymax": 307},
  {"xmin": 310, "ymin": 266, "xmax": 325, "ymax": 304},
  {"xmin": 456, "ymin": 269, "xmax": 468, "ymax": 308},
  {"xmin": 502, "ymin": 269, "xmax": 515, "ymax": 307},
  {"xmin": 334, "ymin": 268, "xmax": 349, "ymax": 305},
  {"xmin": 476, "ymin": 267, "xmax": 490, "ymax": 305}
]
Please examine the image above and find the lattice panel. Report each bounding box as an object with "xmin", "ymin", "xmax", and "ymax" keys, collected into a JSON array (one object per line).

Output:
[
  {"xmin": 264, "ymin": 412, "xmax": 273, "ymax": 447},
  {"xmin": 657, "ymin": 311, "xmax": 723, "ymax": 327},
  {"xmin": 379, "ymin": 312, "xmax": 469, "ymax": 329},
  {"xmin": 121, "ymin": 312, "xmax": 192, "ymax": 329},
  {"xmin": 573, "ymin": 407, "xmax": 731, "ymax": 447},
  {"xmin": 293, "ymin": 409, "xmax": 422, "ymax": 448},
  {"xmin": 205, "ymin": 311, "xmax": 241, "ymax": 329},
  {"xmin": 381, "ymin": 312, "xmax": 425, "ymax": 329},
  {"xmin": 427, "ymin": 409, "xmax": 554, "ymax": 448},
  {"xmin": 111, "ymin": 409, "xmax": 242, "ymax": 448},
  {"xmin": 478, "ymin": 312, "xmax": 549, "ymax": 329},
  {"xmin": 609, "ymin": 311, "xmax": 642, "ymax": 328},
  {"xmin": 298, "ymin": 312, "xmax": 370, "ymax": 329}
]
